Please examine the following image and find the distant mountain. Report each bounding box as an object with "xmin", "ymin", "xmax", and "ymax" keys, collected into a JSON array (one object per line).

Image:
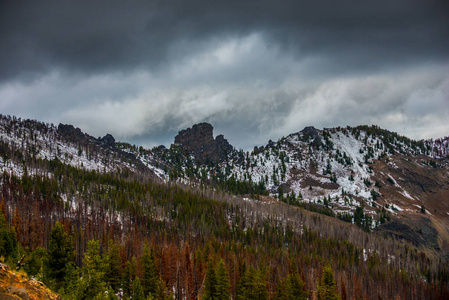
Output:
[
  {"xmin": 120, "ymin": 122, "xmax": 449, "ymax": 253},
  {"xmin": 1, "ymin": 113, "xmax": 449, "ymax": 299},
  {"xmin": 0, "ymin": 115, "xmax": 159, "ymax": 177},
  {"xmin": 2, "ymin": 114, "xmax": 449, "ymax": 252},
  {"xmin": 1, "ymin": 114, "xmax": 449, "ymax": 252}
]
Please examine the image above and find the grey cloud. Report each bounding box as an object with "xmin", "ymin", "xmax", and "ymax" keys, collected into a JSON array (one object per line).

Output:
[
  {"xmin": 1, "ymin": 63, "xmax": 447, "ymax": 150},
  {"xmin": 277, "ymin": 67, "xmax": 449, "ymax": 142},
  {"xmin": 1, "ymin": 0, "xmax": 448, "ymax": 81},
  {"xmin": 0, "ymin": 0, "xmax": 448, "ymax": 150}
]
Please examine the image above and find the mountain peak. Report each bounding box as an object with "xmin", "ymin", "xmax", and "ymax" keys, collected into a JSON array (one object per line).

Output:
[
  {"xmin": 174, "ymin": 123, "xmax": 233, "ymax": 163},
  {"xmin": 300, "ymin": 126, "xmax": 322, "ymax": 147},
  {"xmin": 99, "ymin": 133, "xmax": 116, "ymax": 147}
]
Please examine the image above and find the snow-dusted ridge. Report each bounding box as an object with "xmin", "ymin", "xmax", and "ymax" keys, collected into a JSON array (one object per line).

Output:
[
  {"xmin": 129, "ymin": 124, "xmax": 449, "ymax": 227},
  {"xmin": 0, "ymin": 114, "xmax": 138, "ymax": 176},
  {"xmin": 1, "ymin": 114, "xmax": 448, "ymax": 229}
]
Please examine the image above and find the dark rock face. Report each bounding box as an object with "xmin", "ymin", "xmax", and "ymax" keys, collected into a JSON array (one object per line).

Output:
[
  {"xmin": 99, "ymin": 134, "xmax": 116, "ymax": 147},
  {"xmin": 58, "ymin": 124, "xmax": 117, "ymax": 148},
  {"xmin": 174, "ymin": 123, "xmax": 233, "ymax": 164},
  {"xmin": 301, "ymin": 126, "xmax": 322, "ymax": 147},
  {"xmin": 57, "ymin": 124, "xmax": 86, "ymax": 143}
]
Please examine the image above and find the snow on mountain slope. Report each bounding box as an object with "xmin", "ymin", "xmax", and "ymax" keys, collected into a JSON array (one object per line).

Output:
[
  {"xmin": 1, "ymin": 114, "xmax": 448, "ymax": 251},
  {"xmin": 427, "ymin": 136, "xmax": 449, "ymax": 159},
  {"xmin": 3, "ymin": 113, "xmax": 444, "ymax": 225},
  {"xmin": 134, "ymin": 124, "xmax": 448, "ymax": 240},
  {"xmin": 0, "ymin": 114, "xmax": 135, "ymax": 176},
  {"xmin": 222, "ymin": 127, "xmax": 385, "ymax": 206}
]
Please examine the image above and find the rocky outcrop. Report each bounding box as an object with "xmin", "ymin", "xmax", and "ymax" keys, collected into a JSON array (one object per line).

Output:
[
  {"xmin": 56, "ymin": 124, "xmax": 156, "ymax": 174},
  {"xmin": 301, "ymin": 126, "xmax": 322, "ymax": 147},
  {"xmin": 57, "ymin": 124, "xmax": 88, "ymax": 144},
  {"xmin": 58, "ymin": 124, "xmax": 116, "ymax": 149},
  {"xmin": 0, "ymin": 264, "xmax": 60, "ymax": 300},
  {"xmin": 174, "ymin": 123, "xmax": 233, "ymax": 164},
  {"xmin": 99, "ymin": 133, "xmax": 116, "ymax": 148}
]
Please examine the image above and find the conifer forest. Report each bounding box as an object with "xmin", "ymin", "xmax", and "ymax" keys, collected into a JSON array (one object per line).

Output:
[{"xmin": 0, "ymin": 115, "xmax": 448, "ymax": 299}]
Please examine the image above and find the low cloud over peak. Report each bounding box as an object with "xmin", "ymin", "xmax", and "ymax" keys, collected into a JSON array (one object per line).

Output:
[{"xmin": 0, "ymin": 0, "xmax": 448, "ymax": 149}]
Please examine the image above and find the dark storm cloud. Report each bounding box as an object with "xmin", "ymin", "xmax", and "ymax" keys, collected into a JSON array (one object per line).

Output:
[
  {"xmin": 1, "ymin": 0, "xmax": 448, "ymax": 80},
  {"xmin": 0, "ymin": 0, "xmax": 448, "ymax": 149}
]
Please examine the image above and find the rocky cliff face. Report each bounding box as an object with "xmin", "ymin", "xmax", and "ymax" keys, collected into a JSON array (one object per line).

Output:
[
  {"xmin": 174, "ymin": 123, "xmax": 233, "ymax": 163},
  {"xmin": 57, "ymin": 124, "xmax": 88, "ymax": 144}
]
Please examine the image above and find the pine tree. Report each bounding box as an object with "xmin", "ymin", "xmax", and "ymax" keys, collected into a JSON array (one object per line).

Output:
[
  {"xmin": 215, "ymin": 260, "xmax": 230, "ymax": 300},
  {"xmin": 61, "ymin": 261, "xmax": 79, "ymax": 299},
  {"xmin": 132, "ymin": 277, "xmax": 145, "ymax": 300},
  {"xmin": 123, "ymin": 257, "xmax": 137, "ymax": 298},
  {"xmin": 235, "ymin": 261, "xmax": 247, "ymax": 300},
  {"xmin": 276, "ymin": 272, "xmax": 308, "ymax": 300},
  {"xmin": 317, "ymin": 265, "xmax": 340, "ymax": 300},
  {"xmin": 24, "ymin": 247, "xmax": 46, "ymax": 278},
  {"xmin": 253, "ymin": 267, "xmax": 268, "ymax": 300},
  {"xmin": 0, "ymin": 209, "xmax": 18, "ymax": 262},
  {"xmin": 237, "ymin": 265, "xmax": 267, "ymax": 300},
  {"xmin": 203, "ymin": 258, "xmax": 217, "ymax": 299},
  {"xmin": 104, "ymin": 240, "xmax": 122, "ymax": 293},
  {"xmin": 141, "ymin": 243, "xmax": 159, "ymax": 298},
  {"xmin": 76, "ymin": 239, "xmax": 107, "ymax": 299},
  {"xmin": 45, "ymin": 221, "xmax": 74, "ymax": 291}
]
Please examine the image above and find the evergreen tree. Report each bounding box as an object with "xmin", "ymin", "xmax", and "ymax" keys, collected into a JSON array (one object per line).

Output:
[
  {"xmin": 63, "ymin": 262, "xmax": 79, "ymax": 299},
  {"xmin": 132, "ymin": 277, "xmax": 145, "ymax": 300},
  {"xmin": 104, "ymin": 240, "xmax": 122, "ymax": 293},
  {"xmin": 24, "ymin": 247, "xmax": 46, "ymax": 278},
  {"xmin": 237, "ymin": 266, "xmax": 267, "ymax": 300},
  {"xmin": 151, "ymin": 277, "xmax": 174, "ymax": 300},
  {"xmin": 203, "ymin": 258, "xmax": 217, "ymax": 299},
  {"xmin": 141, "ymin": 243, "xmax": 159, "ymax": 298},
  {"xmin": 288, "ymin": 272, "xmax": 308, "ymax": 299},
  {"xmin": 45, "ymin": 221, "xmax": 75, "ymax": 291},
  {"xmin": 253, "ymin": 267, "xmax": 268, "ymax": 300},
  {"xmin": 0, "ymin": 210, "xmax": 18, "ymax": 262},
  {"xmin": 106, "ymin": 287, "xmax": 119, "ymax": 300},
  {"xmin": 215, "ymin": 260, "xmax": 230, "ymax": 300},
  {"xmin": 76, "ymin": 239, "xmax": 107, "ymax": 300},
  {"xmin": 122, "ymin": 257, "xmax": 137, "ymax": 298},
  {"xmin": 235, "ymin": 261, "xmax": 247, "ymax": 300},
  {"xmin": 317, "ymin": 265, "xmax": 340, "ymax": 300},
  {"xmin": 276, "ymin": 272, "xmax": 308, "ymax": 300}
]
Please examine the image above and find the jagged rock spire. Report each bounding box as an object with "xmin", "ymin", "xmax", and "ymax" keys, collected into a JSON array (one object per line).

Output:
[{"xmin": 174, "ymin": 123, "xmax": 233, "ymax": 164}]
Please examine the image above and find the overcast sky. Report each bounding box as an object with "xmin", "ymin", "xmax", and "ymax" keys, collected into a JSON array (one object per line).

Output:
[{"xmin": 1, "ymin": 0, "xmax": 448, "ymax": 150}]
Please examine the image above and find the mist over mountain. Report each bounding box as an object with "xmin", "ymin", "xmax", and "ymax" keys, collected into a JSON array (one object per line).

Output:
[{"xmin": 1, "ymin": 1, "xmax": 448, "ymax": 150}]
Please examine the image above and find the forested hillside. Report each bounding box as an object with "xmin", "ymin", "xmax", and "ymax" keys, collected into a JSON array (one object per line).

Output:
[{"xmin": 0, "ymin": 114, "xmax": 448, "ymax": 299}]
